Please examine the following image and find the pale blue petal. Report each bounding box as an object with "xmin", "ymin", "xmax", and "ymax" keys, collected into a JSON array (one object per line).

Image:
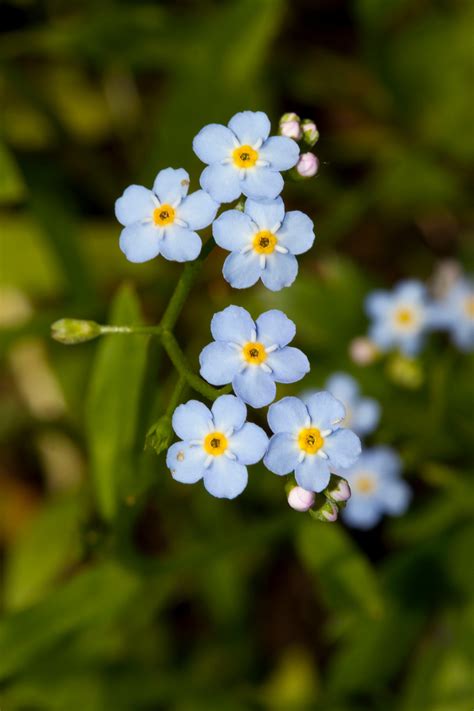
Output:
[
  {"xmin": 229, "ymin": 423, "xmax": 268, "ymax": 465},
  {"xmin": 352, "ymin": 398, "xmax": 380, "ymax": 436},
  {"xmin": 228, "ymin": 111, "xmax": 271, "ymax": 145},
  {"xmin": 223, "ymin": 251, "xmax": 262, "ymax": 289},
  {"xmin": 264, "ymin": 432, "xmax": 299, "ymax": 475},
  {"xmin": 395, "ymin": 280, "xmax": 426, "ymax": 302},
  {"xmin": 153, "ymin": 168, "xmax": 190, "ymax": 204},
  {"xmin": 324, "ymin": 429, "xmax": 361, "ymax": 469},
  {"xmin": 211, "ymin": 305, "xmax": 255, "ymax": 344},
  {"xmin": 277, "ymin": 211, "xmax": 315, "ymax": 255},
  {"xmin": 305, "ymin": 391, "xmax": 346, "ymax": 430},
  {"xmin": 166, "ymin": 442, "xmax": 206, "ymax": 484},
  {"xmin": 211, "ymin": 395, "xmax": 246, "ymax": 433},
  {"xmin": 200, "ymin": 163, "xmax": 241, "ymax": 203},
  {"xmin": 233, "ymin": 367, "xmax": 276, "ymax": 408},
  {"xmin": 115, "ymin": 185, "xmax": 155, "ymax": 226},
  {"xmin": 159, "ymin": 225, "xmax": 201, "ymax": 262},
  {"xmin": 199, "ymin": 342, "xmax": 241, "ymax": 385},
  {"xmin": 365, "ymin": 291, "xmax": 391, "ymax": 319},
  {"xmin": 192, "ymin": 123, "xmax": 236, "ymax": 164},
  {"xmin": 255, "ymin": 310, "xmax": 296, "ymax": 348},
  {"xmin": 267, "ymin": 396, "xmax": 309, "ymax": 435},
  {"xmin": 259, "ymin": 136, "xmax": 300, "ymax": 170},
  {"xmin": 203, "ymin": 457, "xmax": 248, "ymax": 499},
  {"xmin": 295, "ymin": 456, "xmax": 331, "ymax": 493},
  {"xmin": 343, "ymin": 497, "xmax": 381, "ymax": 530},
  {"xmin": 177, "ymin": 190, "xmax": 219, "ymax": 230},
  {"xmin": 260, "ymin": 252, "xmax": 298, "ymax": 291},
  {"xmin": 213, "ymin": 210, "xmax": 255, "ymax": 251},
  {"xmin": 241, "ymin": 167, "xmax": 284, "ymax": 200},
  {"xmin": 172, "ymin": 400, "xmax": 211, "ymax": 440},
  {"xmin": 244, "ymin": 197, "xmax": 285, "ymax": 231},
  {"xmin": 266, "ymin": 346, "xmax": 310, "ymax": 384},
  {"xmin": 326, "ymin": 373, "xmax": 359, "ymax": 404},
  {"xmin": 399, "ymin": 333, "xmax": 424, "ymax": 356},
  {"xmin": 368, "ymin": 446, "xmax": 401, "ymax": 479},
  {"xmin": 368, "ymin": 322, "xmax": 394, "ymax": 351},
  {"xmin": 378, "ymin": 480, "xmax": 411, "ymax": 516},
  {"xmin": 119, "ymin": 223, "xmax": 161, "ymax": 263}
]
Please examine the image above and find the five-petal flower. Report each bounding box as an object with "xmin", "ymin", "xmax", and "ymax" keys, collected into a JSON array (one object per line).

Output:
[
  {"xmin": 193, "ymin": 111, "xmax": 299, "ymax": 203},
  {"xmin": 365, "ymin": 280, "xmax": 430, "ymax": 356},
  {"xmin": 213, "ymin": 197, "xmax": 315, "ymax": 291},
  {"xmin": 166, "ymin": 395, "xmax": 268, "ymax": 499},
  {"xmin": 115, "ymin": 167, "xmax": 218, "ymax": 263},
  {"xmin": 199, "ymin": 306, "xmax": 310, "ymax": 408},
  {"xmin": 341, "ymin": 446, "xmax": 411, "ymax": 529},
  {"xmin": 264, "ymin": 392, "xmax": 361, "ymax": 492}
]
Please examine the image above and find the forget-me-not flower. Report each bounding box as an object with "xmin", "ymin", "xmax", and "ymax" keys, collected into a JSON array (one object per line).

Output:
[
  {"xmin": 199, "ymin": 306, "xmax": 309, "ymax": 408},
  {"xmin": 193, "ymin": 111, "xmax": 299, "ymax": 203},
  {"xmin": 264, "ymin": 392, "xmax": 361, "ymax": 492},
  {"xmin": 115, "ymin": 167, "xmax": 218, "ymax": 263},
  {"xmin": 431, "ymin": 276, "xmax": 474, "ymax": 351},
  {"xmin": 213, "ymin": 197, "xmax": 315, "ymax": 291},
  {"xmin": 365, "ymin": 280, "xmax": 430, "ymax": 356},
  {"xmin": 341, "ymin": 446, "xmax": 411, "ymax": 529},
  {"xmin": 166, "ymin": 395, "xmax": 268, "ymax": 499},
  {"xmin": 324, "ymin": 372, "xmax": 380, "ymax": 437}
]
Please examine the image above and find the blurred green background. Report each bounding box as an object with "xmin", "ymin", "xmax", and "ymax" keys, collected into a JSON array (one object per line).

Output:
[{"xmin": 1, "ymin": 0, "xmax": 473, "ymax": 709}]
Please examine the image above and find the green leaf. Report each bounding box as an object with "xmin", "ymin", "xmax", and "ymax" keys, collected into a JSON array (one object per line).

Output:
[
  {"xmin": 85, "ymin": 283, "xmax": 149, "ymax": 520},
  {"xmin": 3, "ymin": 493, "xmax": 83, "ymax": 611},
  {"xmin": 296, "ymin": 519, "xmax": 383, "ymax": 619}
]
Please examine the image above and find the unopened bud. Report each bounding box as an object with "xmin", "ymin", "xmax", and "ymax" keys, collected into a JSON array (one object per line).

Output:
[
  {"xmin": 145, "ymin": 415, "xmax": 173, "ymax": 455},
  {"xmin": 279, "ymin": 112, "xmax": 302, "ymax": 140},
  {"xmin": 326, "ymin": 476, "xmax": 351, "ymax": 503},
  {"xmin": 301, "ymin": 119, "xmax": 319, "ymax": 146},
  {"xmin": 320, "ymin": 501, "xmax": 338, "ymax": 522},
  {"xmin": 349, "ymin": 337, "xmax": 378, "ymax": 366},
  {"xmin": 287, "ymin": 486, "xmax": 315, "ymax": 512},
  {"xmin": 51, "ymin": 319, "xmax": 101, "ymax": 345},
  {"xmin": 295, "ymin": 152, "xmax": 319, "ymax": 178},
  {"xmin": 387, "ymin": 354, "xmax": 424, "ymax": 389}
]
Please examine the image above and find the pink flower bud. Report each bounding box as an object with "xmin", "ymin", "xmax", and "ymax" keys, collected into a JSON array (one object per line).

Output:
[
  {"xmin": 301, "ymin": 120, "xmax": 319, "ymax": 146},
  {"xmin": 330, "ymin": 478, "xmax": 351, "ymax": 502},
  {"xmin": 279, "ymin": 112, "xmax": 302, "ymax": 140},
  {"xmin": 296, "ymin": 152, "xmax": 319, "ymax": 178},
  {"xmin": 349, "ymin": 337, "xmax": 378, "ymax": 366},
  {"xmin": 287, "ymin": 486, "xmax": 315, "ymax": 512},
  {"xmin": 321, "ymin": 501, "xmax": 338, "ymax": 522}
]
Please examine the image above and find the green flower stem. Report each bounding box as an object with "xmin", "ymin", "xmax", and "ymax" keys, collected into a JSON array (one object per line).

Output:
[
  {"xmin": 166, "ymin": 373, "xmax": 189, "ymax": 415},
  {"xmin": 100, "ymin": 325, "xmax": 162, "ymax": 336},
  {"xmin": 161, "ymin": 329, "xmax": 231, "ymax": 401}
]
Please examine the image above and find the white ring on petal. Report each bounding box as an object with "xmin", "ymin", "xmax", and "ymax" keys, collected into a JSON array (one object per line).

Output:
[
  {"xmin": 298, "ymin": 451, "xmax": 305, "ymax": 463},
  {"xmin": 317, "ymin": 450, "xmax": 328, "ymax": 459},
  {"xmin": 225, "ymin": 450, "xmax": 237, "ymax": 460},
  {"xmin": 256, "ymin": 159, "xmax": 270, "ymax": 167},
  {"xmin": 261, "ymin": 363, "xmax": 272, "ymax": 374},
  {"xmin": 175, "ymin": 218, "xmax": 188, "ymax": 228},
  {"xmin": 259, "ymin": 255, "xmax": 266, "ymax": 269},
  {"xmin": 275, "ymin": 245, "xmax": 288, "ymax": 254},
  {"xmin": 204, "ymin": 455, "xmax": 213, "ymax": 468},
  {"xmin": 253, "ymin": 137, "xmax": 263, "ymax": 149},
  {"xmin": 321, "ymin": 429, "xmax": 332, "ymax": 437},
  {"xmin": 271, "ymin": 222, "xmax": 281, "ymax": 232},
  {"xmin": 250, "ymin": 329, "xmax": 257, "ymax": 341}
]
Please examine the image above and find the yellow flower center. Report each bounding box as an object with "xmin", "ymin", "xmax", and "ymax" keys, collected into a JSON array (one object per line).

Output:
[
  {"xmin": 253, "ymin": 230, "xmax": 277, "ymax": 254},
  {"xmin": 203, "ymin": 431, "xmax": 228, "ymax": 456},
  {"xmin": 233, "ymin": 144, "xmax": 258, "ymax": 169},
  {"xmin": 242, "ymin": 341, "xmax": 267, "ymax": 365},
  {"xmin": 465, "ymin": 295, "xmax": 474, "ymax": 319},
  {"xmin": 395, "ymin": 307, "xmax": 415, "ymax": 327},
  {"xmin": 153, "ymin": 204, "xmax": 175, "ymax": 227},
  {"xmin": 355, "ymin": 474, "xmax": 376, "ymax": 494},
  {"xmin": 298, "ymin": 427, "xmax": 324, "ymax": 454}
]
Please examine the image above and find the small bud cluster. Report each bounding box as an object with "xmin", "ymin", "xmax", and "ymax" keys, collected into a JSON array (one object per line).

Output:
[
  {"xmin": 278, "ymin": 112, "xmax": 320, "ymax": 179},
  {"xmin": 287, "ymin": 474, "xmax": 351, "ymax": 522},
  {"xmin": 51, "ymin": 319, "xmax": 102, "ymax": 345}
]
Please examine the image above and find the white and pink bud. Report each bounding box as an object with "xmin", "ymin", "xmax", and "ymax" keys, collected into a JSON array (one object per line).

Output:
[
  {"xmin": 349, "ymin": 337, "xmax": 378, "ymax": 366},
  {"xmin": 320, "ymin": 501, "xmax": 338, "ymax": 522},
  {"xmin": 279, "ymin": 112, "xmax": 302, "ymax": 140},
  {"xmin": 328, "ymin": 477, "xmax": 351, "ymax": 503},
  {"xmin": 295, "ymin": 152, "xmax": 319, "ymax": 178},
  {"xmin": 287, "ymin": 486, "xmax": 315, "ymax": 512},
  {"xmin": 301, "ymin": 119, "xmax": 319, "ymax": 147}
]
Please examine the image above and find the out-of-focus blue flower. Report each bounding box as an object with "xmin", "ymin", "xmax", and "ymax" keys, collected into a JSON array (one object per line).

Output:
[
  {"xmin": 341, "ymin": 446, "xmax": 411, "ymax": 529},
  {"xmin": 264, "ymin": 392, "xmax": 361, "ymax": 492},
  {"xmin": 430, "ymin": 276, "xmax": 474, "ymax": 351},
  {"xmin": 166, "ymin": 395, "xmax": 268, "ymax": 499},
  {"xmin": 324, "ymin": 372, "xmax": 380, "ymax": 437},
  {"xmin": 213, "ymin": 197, "xmax": 314, "ymax": 291},
  {"xmin": 115, "ymin": 167, "xmax": 218, "ymax": 263},
  {"xmin": 199, "ymin": 306, "xmax": 309, "ymax": 408},
  {"xmin": 193, "ymin": 111, "xmax": 299, "ymax": 203},
  {"xmin": 365, "ymin": 280, "xmax": 430, "ymax": 356}
]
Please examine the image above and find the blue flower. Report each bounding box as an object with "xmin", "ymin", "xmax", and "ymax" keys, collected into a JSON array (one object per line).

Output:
[
  {"xmin": 324, "ymin": 372, "xmax": 380, "ymax": 437},
  {"xmin": 199, "ymin": 306, "xmax": 310, "ymax": 408},
  {"xmin": 115, "ymin": 167, "xmax": 218, "ymax": 263},
  {"xmin": 264, "ymin": 392, "xmax": 361, "ymax": 492},
  {"xmin": 213, "ymin": 197, "xmax": 315, "ymax": 291},
  {"xmin": 341, "ymin": 446, "xmax": 411, "ymax": 529},
  {"xmin": 365, "ymin": 280, "xmax": 430, "ymax": 356},
  {"xmin": 193, "ymin": 111, "xmax": 299, "ymax": 203},
  {"xmin": 431, "ymin": 276, "xmax": 474, "ymax": 351},
  {"xmin": 166, "ymin": 395, "xmax": 268, "ymax": 499}
]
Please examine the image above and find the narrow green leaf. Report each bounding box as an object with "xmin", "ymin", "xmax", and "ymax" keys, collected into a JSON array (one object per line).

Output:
[{"xmin": 85, "ymin": 283, "xmax": 149, "ymax": 520}]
